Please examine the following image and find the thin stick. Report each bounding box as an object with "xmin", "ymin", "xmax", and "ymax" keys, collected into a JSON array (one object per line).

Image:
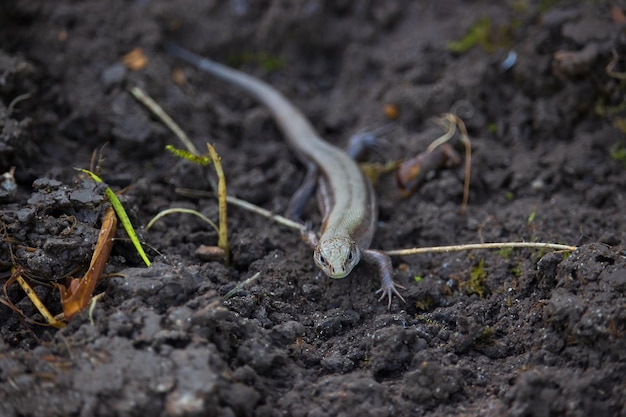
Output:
[
  {"xmin": 454, "ymin": 114, "xmax": 471, "ymax": 214},
  {"xmin": 606, "ymin": 48, "xmax": 626, "ymax": 80},
  {"xmin": 128, "ymin": 86, "xmax": 201, "ymax": 156},
  {"xmin": 427, "ymin": 113, "xmax": 471, "ymax": 213},
  {"xmin": 206, "ymin": 143, "xmax": 230, "ymax": 264},
  {"xmin": 226, "ymin": 195, "xmax": 306, "ymax": 232},
  {"xmin": 385, "ymin": 242, "xmax": 577, "ymax": 256},
  {"xmin": 7, "ymin": 93, "xmax": 31, "ymax": 116},
  {"xmin": 175, "ymin": 187, "xmax": 306, "ymax": 232},
  {"xmin": 146, "ymin": 208, "xmax": 219, "ymax": 233},
  {"xmin": 11, "ymin": 268, "xmax": 66, "ymax": 329},
  {"xmin": 223, "ymin": 272, "xmax": 262, "ymax": 300},
  {"xmin": 427, "ymin": 115, "xmax": 457, "ymax": 152},
  {"xmin": 88, "ymin": 292, "xmax": 106, "ymax": 326}
]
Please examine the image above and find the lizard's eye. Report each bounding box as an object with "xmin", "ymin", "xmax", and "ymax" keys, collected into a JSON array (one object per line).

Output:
[
  {"xmin": 347, "ymin": 252, "xmax": 354, "ymax": 262},
  {"xmin": 317, "ymin": 255, "xmax": 328, "ymax": 266}
]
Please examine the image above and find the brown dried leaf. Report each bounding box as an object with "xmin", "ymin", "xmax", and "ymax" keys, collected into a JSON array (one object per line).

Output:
[{"xmin": 58, "ymin": 206, "xmax": 116, "ymax": 320}]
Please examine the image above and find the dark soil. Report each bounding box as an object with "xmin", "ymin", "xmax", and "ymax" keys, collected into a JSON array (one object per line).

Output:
[{"xmin": 1, "ymin": 1, "xmax": 625, "ymax": 416}]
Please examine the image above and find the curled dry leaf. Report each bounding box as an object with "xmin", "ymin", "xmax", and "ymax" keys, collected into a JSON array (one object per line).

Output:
[{"xmin": 57, "ymin": 206, "xmax": 117, "ymax": 320}]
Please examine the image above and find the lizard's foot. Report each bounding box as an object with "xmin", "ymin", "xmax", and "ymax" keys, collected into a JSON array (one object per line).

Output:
[
  {"xmin": 376, "ymin": 278, "xmax": 406, "ymax": 309},
  {"xmin": 361, "ymin": 248, "xmax": 406, "ymax": 309}
]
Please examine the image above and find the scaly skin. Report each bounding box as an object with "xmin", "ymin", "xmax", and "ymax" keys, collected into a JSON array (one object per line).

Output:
[{"xmin": 168, "ymin": 43, "xmax": 404, "ymax": 307}]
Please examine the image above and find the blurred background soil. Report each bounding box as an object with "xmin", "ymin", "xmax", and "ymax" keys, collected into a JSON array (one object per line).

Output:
[{"xmin": 0, "ymin": 1, "xmax": 625, "ymax": 416}]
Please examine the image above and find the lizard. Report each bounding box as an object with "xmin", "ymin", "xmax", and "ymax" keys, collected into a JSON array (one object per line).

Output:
[{"xmin": 168, "ymin": 43, "xmax": 405, "ymax": 307}]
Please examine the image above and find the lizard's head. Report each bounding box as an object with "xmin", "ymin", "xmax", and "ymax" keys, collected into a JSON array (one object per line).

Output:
[{"xmin": 314, "ymin": 236, "xmax": 360, "ymax": 278}]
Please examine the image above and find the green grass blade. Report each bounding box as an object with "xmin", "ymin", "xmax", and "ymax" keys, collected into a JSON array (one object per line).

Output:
[{"xmin": 78, "ymin": 168, "xmax": 151, "ymax": 267}]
